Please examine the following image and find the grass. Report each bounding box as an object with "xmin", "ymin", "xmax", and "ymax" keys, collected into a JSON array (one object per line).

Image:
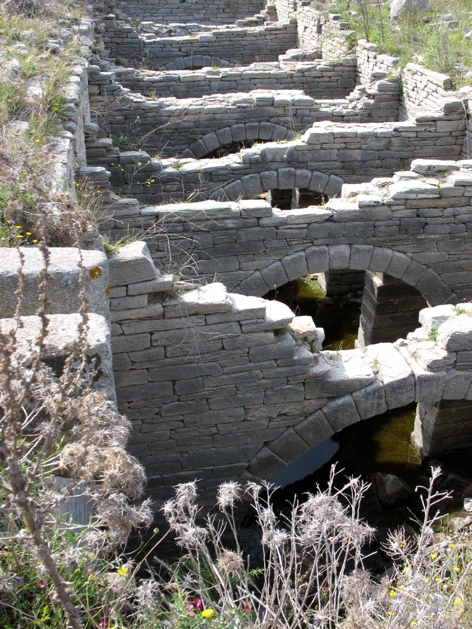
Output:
[
  {"xmin": 316, "ymin": 0, "xmax": 472, "ymax": 87},
  {"xmin": 0, "ymin": 0, "xmax": 99, "ymax": 247}
]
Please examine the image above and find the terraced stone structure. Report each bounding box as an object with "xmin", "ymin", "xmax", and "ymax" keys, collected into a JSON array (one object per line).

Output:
[{"xmin": 3, "ymin": 0, "xmax": 472, "ymax": 512}]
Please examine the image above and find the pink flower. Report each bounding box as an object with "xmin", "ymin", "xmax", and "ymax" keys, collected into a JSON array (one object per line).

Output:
[
  {"xmin": 38, "ymin": 580, "xmax": 46, "ymax": 589},
  {"xmin": 244, "ymin": 604, "xmax": 252, "ymax": 612},
  {"xmin": 185, "ymin": 604, "xmax": 194, "ymax": 612},
  {"xmin": 99, "ymin": 622, "xmax": 106, "ymax": 628},
  {"xmin": 194, "ymin": 598, "xmax": 203, "ymax": 610}
]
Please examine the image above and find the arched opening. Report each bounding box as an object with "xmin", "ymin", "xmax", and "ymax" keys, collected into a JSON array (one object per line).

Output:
[{"xmin": 269, "ymin": 188, "xmax": 328, "ymax": 209}]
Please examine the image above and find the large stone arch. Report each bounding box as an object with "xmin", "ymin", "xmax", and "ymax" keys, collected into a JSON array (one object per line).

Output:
[
  {"xmin": 208, "ymin": 169, "xmax": 344, "ymax": 201},
  {"xmin": 247, "ymin": 371, "xmax": 416, "ymax": 483},
  {"xmin": 159, "ymin": 56, "xmax": 233, "ymax": 71},
  {"xmin": 237, "ymin": 245, "xmax": 455, "ymax": 307},
  {"xmin": 186, "ymin": 123, "xmax": 295, "ymax": 159}
]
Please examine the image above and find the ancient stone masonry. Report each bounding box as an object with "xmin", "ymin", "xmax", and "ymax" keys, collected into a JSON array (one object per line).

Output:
[
  {"xmin": 108, "ymin": 241, "xmax": 472, "ymax": 502},
  {"xmin": 88, "ymin": 77, "xmax": 398, "ymax": 159},
  {"xmin": 88, "ymin": 108, "xmax": 465, "ymax": 205},
  {"xmin": 115, "ymin": 0, "xmax": 265, "ymax": 26},
  {"xmin": 99, "ymin": 15, "xmax": 297, "ymax": 69},
  {"xmin": 6, "ymin": 0, "xmax": 472, "ymax": 516},
  {"xmin": 100, "ymin": 159, "xmax": 472, "ymax": 306}
]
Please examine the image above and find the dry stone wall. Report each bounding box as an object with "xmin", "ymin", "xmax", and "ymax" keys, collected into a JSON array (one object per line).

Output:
[
  {"xmin": 107, "ymin": 241, "xmax": 472, "ymax": 502},
  {"xmin": 115, "ymin": 0, "xmax": 265, "ymax": 25},
  {"xmin": 100, "ymin": 16, "xmax": 297, "ymax": 69},
  {"xmin": 100, "ymin": 159, "xmax": 472, "ymax": 305},
  {"xmin": 88, "ymin": 76, "xmax": 398, "ymax": 158},
  {"xmin": 93, "ymin": 105, "xmax": 466, "ymax": 204},
  {"xmin": 112, "ymin": 58, "xmax": 356, "ymax": 100}
]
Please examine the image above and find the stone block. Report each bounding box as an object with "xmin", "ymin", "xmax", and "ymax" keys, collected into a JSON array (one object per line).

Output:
[
  {"xmin": 278, "ymin": 167, "xmax": 296, "ymax": 189},
  {"xmin": 268, "ymin": 427, "xmax": 309, "ymax": 464},
  {"xmin": 366, "ymin": 343, "xmax": 415, "ymax": 409},
  {"xmin": 165, "ymin": 283, "xmax": 233, "ymax": 317},
  {"xmin": 282, "ymin": 251, "xmax": 308, "ymax": 280},
  {"xmin": 294, "ymin": 410, "xmax": 334, "ymax": 448},
  {"xmin": 352, "ymin": 380, "xmax": 388, "ymax": 419},
  {"xmin": 108, "ymin": 241, "xmax": 157, "ymax": 287},
  {"xmin": 264, "ymin": 383, "xmax": 304, "ymax": 404},
  {"xmin": 328, "ymin": 244, "xmax": 350, "ymax": 270},
  {"xmin": 248, "ymin": 445, "xmax": 286, "ymax": 480},
  {"xmin": 350, "ymin": 244, "xmax": 373, "ymax": 270},
  {"xmin": 438, "ymin": 314, "xmax": 472, "ymax": 352},
  {"xmin": 260, "ymin": 261, "xmax": 289, "ymax": 290},
  {"xmin": 112, "ymin": 333, "xmax": 150, "ymax": 353},
  {"xmin": 418, "ymin": 305, "xmax": 455, "ymax": 333},
  {"xmin": 306, "ymin": 246, "xmax": 329, "ymax": 273},
  {"xmin": 322, "ymin": 394, "xmax": 361, "ymax": 432}
]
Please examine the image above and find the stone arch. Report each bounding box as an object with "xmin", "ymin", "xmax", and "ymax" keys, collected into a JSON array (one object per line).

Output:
[
  {"xmin": 247, "ymin": 373, "xmax": 416, "ymax": 483},
  {"xmin": 208, "ymin": 169, "xmax": 343, "ymax": 202},
  {"xmin": 237, "ymin": 245, "xmax": 454, "ymax": 307},
  {"xmin": 185, "ymin": 123, "xmax": 295, "ymax": 159},
  {"xmin": 159, "ymin": 56, "xmax": 233, "ymax": 71}
]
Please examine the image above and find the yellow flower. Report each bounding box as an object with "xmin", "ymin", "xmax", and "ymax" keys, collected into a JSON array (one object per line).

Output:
[
  {"xmin": 25, "ymin": 232, "xmax": 31, "ymax": 236},
  {"xmin": 449, "ymin": 543, "xmax": 455, "ymax": 549},
  {"xmin": 423, "ymin": 578, "xmax": 430, "ymax": 584},
  {"xmin": 454, "ymin": 566, "xmax": 460, "ymax": 573},
  {"xmin": 387, "ymin": 611, "xmax": 393, "ymax": 616},
  {"xmin": 117, "ymin": 566, "xmax": 128, "ymax": 577},
  {"xmin": 88, "ymin": 574, "xmax": 95, "ymax": 581},
  {"xmin": 32, "ymin": 239, "xmax": 38, "ymax": 243},
  {"xmin": 431, "ymin": 553, "xmax": 437, "ymax": 560},
  {"xmin": 454, "ymin": 597, "xmax": 463, "ymax": 607},
  {"xmin": 411, "ymin": 623, "xmax": 417, "ymax": 627},
  {"xmin": 389, "ymin": 589, "xmax": 397, "ymax": 597},
  {"xmin": 17, "ymin": 235, "xmax": 23, "ymax": 238},
  {"xmin": 15, "ymin": 225, "xmax": 21, "ymax": 229},
  {"xmin": 201, "ymin": 609, "xmax": 215, "ymax": 619},
  {"xmin": 434, "ymin": 577, "xmax": 441, "ymax": 582},
  {"xmin": 35, "ymin": 139, "xmax": 40, "ymax": 143}
]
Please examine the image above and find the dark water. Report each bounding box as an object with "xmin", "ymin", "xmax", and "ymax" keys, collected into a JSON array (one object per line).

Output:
[
  {"xmin": 263, "ymin": 276, "xmax": 472, "ymax": 537},
  {"xmin": 265, "ymin": 275, "xmax": 360, "ymax": 350}
]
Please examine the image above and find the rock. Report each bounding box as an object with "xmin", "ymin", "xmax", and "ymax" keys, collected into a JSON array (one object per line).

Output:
[
  {"xmin": 373, "ymin": 473, "xmax": 412, "ymax": 506},
  {"xmin": 390, "ymin": 0, "xmax": 431, "ymax": 21}
]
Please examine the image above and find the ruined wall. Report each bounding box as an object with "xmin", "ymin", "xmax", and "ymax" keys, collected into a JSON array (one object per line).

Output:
[
  {"xmin": 100, "ymin": 17, "xmax": 297, "ymax": 68},
  {"xmin": 89, "ymin": 78, "xmax": 398, "ymax": 158},
  {"xmin": 107, "ymin": 241, "xmax": 472, "ymax": 503},
  {"xmin": 112, "ymin": 58, "xmax": 357, "ymax": 100},
  {"xmin": 93, "ymin": 105, "xmax": 466, "ymax": 203},
  {"xmin": 115, "ymin": 0, "xmax": 265, "ymax": 25},
  {"xmin": 100, "ymin": 159, "xmax": 472, "ymax": 304}
]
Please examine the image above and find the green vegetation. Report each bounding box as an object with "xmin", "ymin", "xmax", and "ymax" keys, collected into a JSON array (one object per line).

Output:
[{"xmin": 318, "ymin": 0, "xmax": 472, "ymax": 86}]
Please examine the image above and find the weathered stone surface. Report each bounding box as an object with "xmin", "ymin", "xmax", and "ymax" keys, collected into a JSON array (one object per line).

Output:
[{"xmin": 108, "ymin": 241, "xmax": 157, "ymax": 287}]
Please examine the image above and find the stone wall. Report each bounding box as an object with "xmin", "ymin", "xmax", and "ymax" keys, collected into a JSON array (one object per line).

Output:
[
  {"xmin": 112, "ymin": 57, "xmax": 357, "ymax": 100},
  {"xmin": 297, "ymin": 6, "xmax": 355, "ymax": 60},
  {"xmin": 99, "ymin": 16, "xmax": 298, "ymax": 68},
  {"xmin": 115, "ymin": 0, "xmax": 265, "ymax": 25},
  {"xmin": 108, "ymin": 241, "xmax": 472, "ymax": 503},
  {"xmin": 88, "ymin": 72, "xmax": 399, "ymax": 158},
  {"xmin": 400, "ymin": 63, "xmax": 458, "ymax": 121},
  {"xmin": 98, "ymin": 159, "xmax": 472, "ymax": 304},
  {"xmin": 92, "ymin": 105, "xmax": 466, "ymax": 203}
]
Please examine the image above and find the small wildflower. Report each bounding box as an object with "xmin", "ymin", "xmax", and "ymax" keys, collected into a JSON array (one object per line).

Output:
[
  {"xmin": 15, "ymin": 225, "xmax": 21, "ymax": 229},
  {"xmin": 411, "ymin": 623, "xmax": 417, "ymax": 627},
  {"xmin": 35, "ymin": 139, "xmax": 40, "ymax": 143},
  {"xmin": 117, "ymin": 566, "xmax": 128, "ymax": 577},
  {"xmin": 185, "ymin": 604, "xmax": 194, "ymax": 612},
  {"xmin": 137, "ymin": 162, "xmax": 142, "ymax": 166},
  {"xmin": 454, "ymin": 566, "xmax": 460, "ymax": 573},
  {"xmin": 423, "ymin": 578, "xmax": 430, "ymax": 584},
  {"xmin": 32, "ymin": 239, "xmax": 38, "ymax": 243},
  {"xmin": 454, "ymin": 597, "xmax": 463, "ymax": 607},
  {"xmin": 244, "ymin": 604, "xmax": 252, "ymax": 611},
  {"xmin": 25, "ymin": 232, "xmax": 31, "ymax": 236},
  {"xmin": 88, "ymin": 574, "xmax": 95, "ymax": 581},
  {"xmin": 17, "ymin": 235, "xmax": 23, "ymax": 238},
  {"xmin": 387, "ymin": 611, "xmax": 393, "ymax": 616},
  {"xmin": 201, "ymin": 609, "xmax": 214, "ymax": 619},
  {"xmin": 449, "ymin": 543, "xmax": 455, "ymax": 549},
  {"xmin": 99, "ymin": 623, "xmax": 106, "ymax": 628},
  {"xmin": 431, "ymin": 553, "xmax": 437, "ymax": 560},
  {"xmin": 389, "ymin": 589, "xmax": 397, "ymax": 597},
  {"xmin": 38, "ymin": 580, "xmax": 46, "ymax": 588},
  {"xmin": 434, "ymin": 577, "xmax": 441, "ymax": 582},
  {"xmin": 194, "ymin": 598, "xmax": 203, "ymax": 610}
]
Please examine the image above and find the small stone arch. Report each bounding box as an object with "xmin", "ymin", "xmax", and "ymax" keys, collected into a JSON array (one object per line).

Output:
[
  {"xmin": 208, "ymin": 169, "xmax": 343, "ymax": 202},
  {"xmin": 158, "ymin": 56, "xmax": 233, "ymax": 71},
  {"xmin": 237, "ymin": 245, "xmax": 455, "ymax": 307},
  {"xmin": 247, "ymin": 374, "xmax": 416, "ymax": 483},
  {"xmin": 185, "ymin": 123, "xmax": 295, "ymax": 159}
]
